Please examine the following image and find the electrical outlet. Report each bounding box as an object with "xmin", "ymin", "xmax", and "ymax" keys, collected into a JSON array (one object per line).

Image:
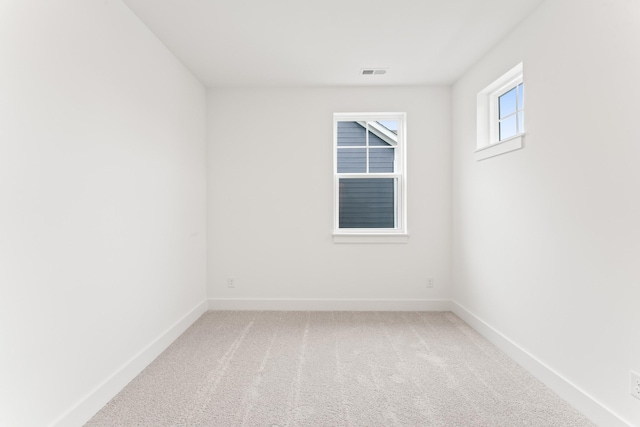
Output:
[
  {"xmin": 631, "ymin": 371, "xmax": 640, "ymax": 400},
  {"xmin": 426, "ymin": 278, "xmax": 434, "ymax": 288},
  {"xmin": 227, "ymin": 277, "xmax": 235, "ymax": 288}
]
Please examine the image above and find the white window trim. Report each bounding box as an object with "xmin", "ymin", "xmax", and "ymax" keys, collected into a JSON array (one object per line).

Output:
[
  {"xmin": 333, "ymin": 112, "xmax": 407, "ymax": 243},
  {"xmin": 476, "ymin": 62, "xmax": 525, "ymax": 161}
]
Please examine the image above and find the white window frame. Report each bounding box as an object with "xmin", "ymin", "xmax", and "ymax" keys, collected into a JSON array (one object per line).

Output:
[
  {"xmin": 490, "ymin": 76, "xmax": 524, "ymax": 144},
  {"xmin": 476, "ymin": 62, "xmax": 525, "ymax": 161},
  {"xmin": 333, "ymin": 112, "xmax": 407, "ymax": 243}
]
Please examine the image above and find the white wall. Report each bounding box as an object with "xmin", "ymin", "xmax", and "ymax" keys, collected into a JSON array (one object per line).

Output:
[
  {"xmin": 0, "ymin": 1, "xmax": 207, "ymax": 426},
  {"xmin": 452, "ymin": 0, "xmax": 640, "ymax": 425},
  {"xmin": 207, "ymin": 87, "xmax": 450, "ymax": 308}
]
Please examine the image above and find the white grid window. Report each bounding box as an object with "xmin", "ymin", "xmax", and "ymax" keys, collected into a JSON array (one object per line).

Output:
[
  {"xmin": 492, "ymin": 78, "xmax": 524, "ymax": 143},
  {"xmin": 333, "ymin": 113, "xmax": 406, "ymax": 237},
  {"xmin": 476, "ymin": 63, "xmax": 525, "ymax": 161}
]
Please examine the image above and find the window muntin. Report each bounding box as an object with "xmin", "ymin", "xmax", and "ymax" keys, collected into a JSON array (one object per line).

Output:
[{"xmin": 334, "ymin": 114, "xmax": 406, "ymax": 235}]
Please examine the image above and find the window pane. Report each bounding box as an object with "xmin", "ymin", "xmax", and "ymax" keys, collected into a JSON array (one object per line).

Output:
[
  {"xmin": 337, "ymin": 148, "xmax": 365, "ymax": 173},
  {"xmin": 499, "ymin": 115, "xmax": 517, "ymax": 140},
  {"xmin": 337, "ymin": 121, "xmax": 366, "ymax": 146},
  {"xmin": 517, "ymin": 83, "xmax": 524, "ymax": 111},
  {"xmin": 339, "ymin": 178, "xmax": 395, "ymax": 229},
  {"xmin": 499, "ymin": 87, "xmax": 517, "ymax": 119},
  {"xmin": 369, "ymin": 148, "xmax": 395, "ymax": 173},
  {"xmin": 376, "ymin": 120, "xmax": 398, "ymax": 133},
  {"xmin": 369, "ymin": 121, "xmax": 398, "ymax": 146},
  {"xmin": 368, "ymin": 129, "xmax": 388, "ymax": 146}
]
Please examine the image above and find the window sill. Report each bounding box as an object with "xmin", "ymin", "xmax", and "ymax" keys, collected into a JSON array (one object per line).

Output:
[
  {"xmin": 332, "ymin": 233, "xmax": 409, "ymax": 244},
  {"xmin": 475, "ymin": 134, "xmax": 524, "ymax": 161}
]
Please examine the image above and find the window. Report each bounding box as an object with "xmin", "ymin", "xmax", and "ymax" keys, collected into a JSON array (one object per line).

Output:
[
  {"xmin": 496, "ymin": 81, "xmax": 524, "ymax": 142},
  {"xmin": 333, "ymin": 113, "xmax": 407, "ymax": 241},
  {"xmin": 476, "ymin": 62, "xmax": 525, "ymax": 160}
]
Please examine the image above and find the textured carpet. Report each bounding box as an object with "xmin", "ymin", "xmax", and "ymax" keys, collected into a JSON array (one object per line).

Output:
[{"xmin": 87, "ymin": 311, "xmax": 595, "ymax": 426}]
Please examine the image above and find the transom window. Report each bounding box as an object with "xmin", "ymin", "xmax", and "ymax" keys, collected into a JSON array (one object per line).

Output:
[{"xmin": 333, "ymin": 113, "xmax": 406, "ymax": 236}]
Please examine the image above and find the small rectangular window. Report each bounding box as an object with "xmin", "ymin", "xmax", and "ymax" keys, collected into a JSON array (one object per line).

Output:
[
  {"xmin": 496, "ymin": 82, "xmax": 524, "ymax": 142},
  {"xmin": 476, "ymin": 63, "xmax": 525, "ymax": 160},
  {"xmin": 333, "ymin": 113, "xmax": 406, "ymax": 237}
]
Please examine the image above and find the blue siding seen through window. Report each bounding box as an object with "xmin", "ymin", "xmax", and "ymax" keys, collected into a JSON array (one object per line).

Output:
[
  {"xmin": 337, "ymin": 148, "xmax": 366, "ymax": 173},
  {"xmin": 369, "ymin": 148, "xmax": 394, "ymax": 172},
  {"xmin": 337, "ymin": 121, "xmax": 365, "ymax": 146},
  {"xmin": 335, "ymin": 117, "xmax": 401, "ymax": 231},
  {"xmin": 368, "ymin": 129, "xmax": 389, "ymax": 146},
  {"xmin": 339, "ymin": 178, "xmax": 396, "ymax": 228},
  {"xmin": 337, "ymin": 121, "xmax": 395, "ymax": 173}
]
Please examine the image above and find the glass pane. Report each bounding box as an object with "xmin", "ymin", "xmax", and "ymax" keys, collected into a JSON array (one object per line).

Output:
[
  {"xmin": 337, "ymin": 148, "xmax": 365, "ymax": 173},
  {"xmin": 339, "ymin": 178, "xmax": 395, "ymax": 229},
  {"xmin": 499, "ymin": 87, "xmax": 517, "ymax": 119},
  {"xmin": 368, "ymin": 129, "xmax": 388, "ymax": 146},
  {"xmin": 337, "ymin": 121, "xmax": 366, "ymax": 146},
  {"xmin": 369, "ymin": 121, "xmax": 398, "ymax": 146},
  {"xmin": 499, "ymin": 115, "xmax": 517, "ymax": 141},
  {"xmin": 369, "ymin": 148, "xmax": 395, "ymax": 173},
  {"xmin": 376, "ymin": 120, "xmax": 398, "ymax": 133},
  {"xmin": 517, "ymin": 83, "xmax": 524, "ymax": 111}
]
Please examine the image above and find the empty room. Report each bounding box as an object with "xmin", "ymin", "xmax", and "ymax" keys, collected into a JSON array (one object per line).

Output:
[{"xmin": 1, "ymin": 0, "xmax": 639, "ymax": 426}]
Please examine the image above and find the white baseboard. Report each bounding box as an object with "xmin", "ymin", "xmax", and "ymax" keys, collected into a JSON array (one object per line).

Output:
[
  {"xmin": 207, "ymin": 298, "xmax": 452, "ymax": 312},
  {"xmin": 450, "ymin": 300, "xmax": 630, "ymax": 427},
  {"xmin": 49, "ymin": 300, "xmax": 208, "ymax": 427}
]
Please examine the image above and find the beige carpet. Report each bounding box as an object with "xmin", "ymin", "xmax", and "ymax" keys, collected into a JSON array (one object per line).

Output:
[{"xmin": 87, "ymin": 311, "xmax": 595, "ymax": 426}]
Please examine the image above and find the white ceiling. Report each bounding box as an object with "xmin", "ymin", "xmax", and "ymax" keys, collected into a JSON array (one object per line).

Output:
[{"xmin": 121, "ymin": 0, "xmax": 544, "ymax": 87}]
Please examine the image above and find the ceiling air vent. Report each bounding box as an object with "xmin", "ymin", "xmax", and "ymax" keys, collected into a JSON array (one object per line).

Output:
[{"xmin": 361, "ymin": 68, "xmax": 387, "ymax": 75}]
